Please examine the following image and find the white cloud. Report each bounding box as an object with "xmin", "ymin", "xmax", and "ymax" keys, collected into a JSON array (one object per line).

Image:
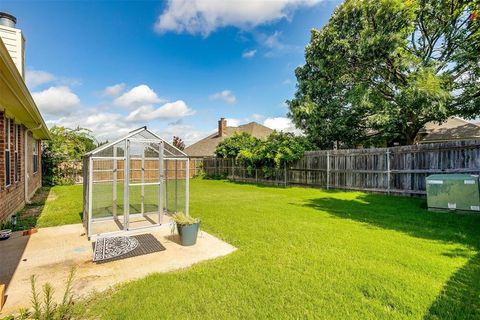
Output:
[
  {"xmin": 47, "ymin": 111, "xmax": 134, "ymax": 141},
  {"xmin": 32, "ymin": 86, "xmax": 80, "ymax": 115},
  {"xmin": 48, "ymin": 108, "xmax": 203, "ymax": 144},
  {"xmin": 154, "ymin": 0, "xmax": 322, "ymax": 36},
  {"xmin": 255, "ymin": 30, "xmax": 299, "ymax": 57},
  {"xmin": 102, "ymin": 83, "xmax": 126, "ymax": 97},
  {"xmin": 251, "ymin": 113, "xmax": 264, "ymax": 121},
  {"xmin": 26, "ymin": 69, "xmax": 55, "ymax": 88},
  {"xmin": 159, "ymin": 123, "xmax": 208, "ymax": 146},
  {"xmin": 242, "ymin": 49, "xmax": 257, "ymax": 58},
  {"xmin": 114, "ymin": 84, "xmax": 163, "ymax": 108},
  {"xmin": 225, "ymin": 118, "xmax": 241, "ymax": 127},
  {"xmin": 126, "ymin": 100, "xmax": 195, "ymax": 122},
  {"xmin": 263, "ymin": 117, "xmax": 301, "ymax": 134},
  {"xmin": 262, "ymin": 31, "xmax": 283, "ymax": 49},
  {"xmin": 209, "ymin": 90, "xmax": 236, "ymax": 104}
]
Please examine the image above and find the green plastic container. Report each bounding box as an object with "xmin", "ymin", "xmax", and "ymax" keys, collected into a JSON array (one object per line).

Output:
[
  {"xmin": 426, "ymin": 174, "xmax": 480, "ymax": 212},
  {"xmin": 177, "ymin": 222, "xmax": 200, "ymax": 246}
]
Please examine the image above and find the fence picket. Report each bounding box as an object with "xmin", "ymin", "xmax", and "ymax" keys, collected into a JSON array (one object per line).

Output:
[{"xmin": 201, "ymin": 141, "xmax": 480, "ymax": 195}]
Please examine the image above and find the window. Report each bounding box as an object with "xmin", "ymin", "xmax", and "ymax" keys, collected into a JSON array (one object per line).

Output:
[
  {"xmin": 5, "ymin": 118, "xmax": 11, "ymax": 187},
  {"xmin": 14, "ymin": 125, "xmax": 19, "ymax": 182},
  {"xmin": 33, "ymin": 139, "xmax": 38, "ymax": 174}
]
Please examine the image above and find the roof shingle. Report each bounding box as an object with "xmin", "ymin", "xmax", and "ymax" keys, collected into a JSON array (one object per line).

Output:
[{"xmin": 185, "ymin": 122, "xmax": 273, "ymax": 157}]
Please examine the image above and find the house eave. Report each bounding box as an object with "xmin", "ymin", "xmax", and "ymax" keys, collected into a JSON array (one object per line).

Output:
[{"xmin": 0, "ymin": 38, "xmax": 50, "ymax": 140}]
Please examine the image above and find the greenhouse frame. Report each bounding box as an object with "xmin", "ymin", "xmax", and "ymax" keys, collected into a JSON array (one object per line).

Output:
[{"xmin": 83, "ymin": 127, "xmax": 189, "ymax": 238}]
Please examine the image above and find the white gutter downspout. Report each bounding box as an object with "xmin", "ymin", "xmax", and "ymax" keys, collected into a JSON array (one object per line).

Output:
[{"xmin": 24, "ymin": 124, "xmax": 42, "ymax": 204}]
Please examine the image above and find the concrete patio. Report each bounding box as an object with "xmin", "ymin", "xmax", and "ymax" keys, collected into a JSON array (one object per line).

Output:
[{"xmin": 0, "ymin": 223, "xmax": 236, "ymax": 315}]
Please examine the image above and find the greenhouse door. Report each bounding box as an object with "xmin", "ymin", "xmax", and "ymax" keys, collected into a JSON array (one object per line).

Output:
[{"xmin": 124, "ymin": 138, "xmax": 164, "ymax": 231}]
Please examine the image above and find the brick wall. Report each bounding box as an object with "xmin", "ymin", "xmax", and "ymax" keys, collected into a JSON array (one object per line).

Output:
[
  {"xmin": 0, "ymin": 112, "xmax": 25, "ymax": 221},
  {"xmin": 0, "ymin": 111, "xmax": 42, "ymax": 222}
]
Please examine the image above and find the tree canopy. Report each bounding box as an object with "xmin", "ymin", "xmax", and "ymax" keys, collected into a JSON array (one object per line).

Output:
[
  {"xmin": 42, "ymin": 126, "xmax": 97, "ymax": 185},
  {"xmin": 288, "ymin": 0, "xmax": 480, "ymax": 148},
  {"xmin": 172, "ymin": 136, "xmax": 185, "ymax": 151},
  {"xmin": 215, "ymin": 132, "xmax": 261, "ymax": 159},
  {"xmin": 215, "ymin": 131, "xmax": 311, "ymax": 176}
]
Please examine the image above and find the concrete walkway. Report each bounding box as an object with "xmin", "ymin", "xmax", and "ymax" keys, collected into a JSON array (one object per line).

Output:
[{"xmin": 0, "ymin": 223, "xmax": 236, "ymax": 315}]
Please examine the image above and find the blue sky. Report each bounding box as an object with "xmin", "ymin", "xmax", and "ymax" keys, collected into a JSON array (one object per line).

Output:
[{"xmin": 1, "ymin": 0, "xmax": 341, "ymax": 144}]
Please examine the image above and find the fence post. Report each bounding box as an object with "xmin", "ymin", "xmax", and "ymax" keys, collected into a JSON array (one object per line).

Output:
[
  {"xmin": 235, "ymin": 160, "xmax": 237, "ymax": 181},
  {"xmin": 284, "ymin": 162, "xmax": 287, "ymax": 188},
  {"xmin": 326, "ymin": 151, "xmax": 330, "ymax": 190},
  {"xmin": 386, "ymin": 149, "xmax": 391, "ymax": 195},
  {"xmin": 255, "ymin": 168, "xmax": 258, "ymax": 183}
]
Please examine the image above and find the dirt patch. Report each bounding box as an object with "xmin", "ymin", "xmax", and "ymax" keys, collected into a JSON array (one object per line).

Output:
[
  {"xmin": 30, "ymin": 188, "xmax": 52, "ymax": 205},
  {"xmin": 13, "ymin": 188, "xmax": 52, "ymax": 230},
  {"xmin": 46, "ymin": 192, "xmax": 58, "ymax": 202},
  {"xmin": 21, "ymin": 206, "xmax": 43, "ymax": 218}
]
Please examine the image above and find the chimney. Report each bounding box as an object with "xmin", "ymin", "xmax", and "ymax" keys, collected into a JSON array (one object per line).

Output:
[
  {"xmin": 0, "ymin": 12, "xmax": 25, "ymax": 79},
  {"xmin": 218, "ymin": 118, "xmax": 227, "ymax": 137}
]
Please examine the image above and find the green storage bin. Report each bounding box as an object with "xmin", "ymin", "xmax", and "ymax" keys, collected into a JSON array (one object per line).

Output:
[{"xmin": 426, "ymin": 174, "xmax": 480, "ymax": 212}]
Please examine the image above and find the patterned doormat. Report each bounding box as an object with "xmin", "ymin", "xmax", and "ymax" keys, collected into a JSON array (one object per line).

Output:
[{"xmin": 93, "ymin": 234, "xmax": 166, "ymax": 263}]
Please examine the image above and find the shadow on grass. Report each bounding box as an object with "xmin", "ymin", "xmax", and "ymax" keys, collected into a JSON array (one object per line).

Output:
[
  {"xmin": 302, "ymin": 193, "xmax": 480, "ymax": 319},
  {"xmin": 424, "ymin": 253, "xmax": 480, "ymax": 320},
  {"xmin": 304, "ymin": 194, "xmax": 480, "ymax": 247},
  {"xmin": 14, "ymin": 186, "xmax": 51, "ymax": 231}
]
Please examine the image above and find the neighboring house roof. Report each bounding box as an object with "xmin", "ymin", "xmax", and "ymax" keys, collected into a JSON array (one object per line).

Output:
[
  {"xmin": 417, "ymin": 117, "xmax": 480, "ymax": 143},
  {"xmin": 0, "ymin": 38, "xmax": 49, "ymax": 139},
  {"xmin": 185, "ymin": 121, "xmax": 273, "ymax": 157}
]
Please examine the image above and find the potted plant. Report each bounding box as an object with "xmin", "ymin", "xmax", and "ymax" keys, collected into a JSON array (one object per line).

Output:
[
  {"xmin": 0, "ymin": 219, "xmax": 12, "ymax": 241},
  {"xmin": 172, "ymin": 212, "xmax": 200, "ymax": 246}
]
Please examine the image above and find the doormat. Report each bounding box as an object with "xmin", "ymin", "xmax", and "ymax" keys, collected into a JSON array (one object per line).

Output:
[{"xmin": 93, "ymin": 234, "xmax": 166, "ymax": 263}]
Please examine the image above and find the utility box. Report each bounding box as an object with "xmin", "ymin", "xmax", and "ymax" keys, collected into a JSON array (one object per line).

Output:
[{"xmin": 426, "ymin": 174, "xmax": 480, "ymax": 212}]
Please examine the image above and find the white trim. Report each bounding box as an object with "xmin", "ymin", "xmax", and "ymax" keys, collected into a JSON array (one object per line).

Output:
[
  {"xmin": 5, "ymin": 117, "xmax": 11, "ymax": 187},
  {"xmin": 147, "ymin": 130, "xmax": 188, "ymax": 157},
  {"xmin": 186, "ymin": 158, "xmax": 189, "ymax": 216},
  {"xmin": 128, "ymin": 182, "xmax": 161, "ymax": 186},
  {"xmin": 86, "ymin": 127, "xmax": 146, "ymax": 156},
  {"xmin": 5, "ymin": 117, "xmax": 10, "ymax": 152},
  {"xmin": 87, "ymin": 157, "xmax": 93, "ymax": 238},
  {"xmin": 85, "ymin": 127, "xmax": 187, "ymax": 157}
]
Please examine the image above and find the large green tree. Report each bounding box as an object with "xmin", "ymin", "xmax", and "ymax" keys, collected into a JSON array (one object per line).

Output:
[
  {"xmin": 215, "ymin": 131, "xmax": 311, "ymax": 176},
  {"xmin": 215, "ymin": 132, "xmax": 261, "ymax": 158},
  {"xmin": 42, "ymin": 126, "xmax": 97, "ymax": 185},
  {"xmin": 288, "ymin": 0, "xmax": 480, "ymax": 148}
]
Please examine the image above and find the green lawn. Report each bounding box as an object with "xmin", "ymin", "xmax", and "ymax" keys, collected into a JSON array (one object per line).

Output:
[
  {"xmin": 13, "ymin": 185, "xmax": 83, "ymax": 230},
  {"xmin": 26, "ymin": 180, "xmax": 480, "ymax": 319}
]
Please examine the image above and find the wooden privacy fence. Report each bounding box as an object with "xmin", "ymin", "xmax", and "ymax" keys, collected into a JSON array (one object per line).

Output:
[
  {"xmin": 202, "ymin": 140, "xmax": 480, "ymax": 195},
  {"xmin": 68, "ymin": 158, "xmax": 203, "ymax": 184}
]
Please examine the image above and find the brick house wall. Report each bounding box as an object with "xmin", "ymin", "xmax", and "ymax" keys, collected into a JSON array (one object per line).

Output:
[{"xmin": 0, "ymin": 111, "xmax": 42, "ymax": 222}]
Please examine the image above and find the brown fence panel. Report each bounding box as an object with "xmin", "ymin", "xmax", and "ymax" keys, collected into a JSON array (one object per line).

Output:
[{"xmin": 202, "ymin": 141, "xmax": 480, "ymax": 195}]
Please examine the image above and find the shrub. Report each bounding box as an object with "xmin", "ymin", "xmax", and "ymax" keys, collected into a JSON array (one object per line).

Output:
[
  {"xmin": 42, "ymin": 126, "xmax": 97, "ymax": 186},
  {"xmin": 3, "ymin": 267, "xmax": 79, "ymax": 320}
]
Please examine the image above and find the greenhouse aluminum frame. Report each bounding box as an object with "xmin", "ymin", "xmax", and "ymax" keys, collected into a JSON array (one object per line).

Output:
[{"xmin": 82, "ymin": 127, "xmax": 189, "ymax": 239}]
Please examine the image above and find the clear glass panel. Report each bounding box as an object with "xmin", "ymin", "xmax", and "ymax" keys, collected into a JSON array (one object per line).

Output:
[
  {"xmin": 164, "ymin": 143, "xmax": 187, "ymax": 158},
  {"xmin": 86, "ymin": 128, "xmax": 188, "ymax": 236},
  {"xmin": 92, "ymin": 159, "xmax": 114, "ymax": 219},
  {"xmin": 163, "ymin": 159, "xmax": 187, "ymax": 213}
]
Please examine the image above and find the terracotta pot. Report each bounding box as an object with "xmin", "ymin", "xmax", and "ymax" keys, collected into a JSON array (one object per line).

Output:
[{"xmin": 23, "ymin": 228, "xmax": 38, "ymax": 236}]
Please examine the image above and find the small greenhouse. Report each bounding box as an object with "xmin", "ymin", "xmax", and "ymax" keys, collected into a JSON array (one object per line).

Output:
[{"xmin": 83, "ymin": 127, "xmax": 189, "ymax": 238}]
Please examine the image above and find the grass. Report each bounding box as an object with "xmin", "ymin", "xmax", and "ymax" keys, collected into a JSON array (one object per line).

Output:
[
  {"xmin": 18, "ymin": 179, "xmax": 480, "ymax": 319},
  {"xmin": 14, "ymin": 185, "xmax": 83, "ymax": 230},
  {"xmin": 90, "ymin": 180, "xmax": 185, "ymax": 218}
]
